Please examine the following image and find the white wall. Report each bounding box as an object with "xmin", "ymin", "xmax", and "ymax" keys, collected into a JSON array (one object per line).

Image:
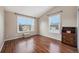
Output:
[
  {"xmin": 39, "ymin": 6, "xmax": 77, "ymax": 40},
  {"xmin": 5, "ymin": 7, "xmax": 77, "ymax": 41},
  {"xmin": 5, "ymin": 11, "xmax": 38, "ymax": 41},
  {"xmin": 0, "ymin": 7, "xmax": 4, "ymax": 52},
  {"xmin": 77, "ymin": 7, "xmax": 79, "ymax": 52}
]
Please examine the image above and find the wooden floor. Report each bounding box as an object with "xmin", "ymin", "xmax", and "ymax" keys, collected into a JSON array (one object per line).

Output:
[{"xmin": 1, "ymin": 35, "xmax": 77, "ymax": 53}]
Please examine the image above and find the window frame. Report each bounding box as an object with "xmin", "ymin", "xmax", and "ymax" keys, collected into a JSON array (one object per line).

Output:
[
  {"xmin": 16, "ymin": 15, "xmax": 35, "ymax": 33},
  {"xmin": 48, "ymin": 14, "xmax": 62, "ymax": 34}
]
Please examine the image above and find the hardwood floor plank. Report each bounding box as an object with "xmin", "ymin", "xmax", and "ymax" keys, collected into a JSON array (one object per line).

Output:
[{"xmin": 1, "ymin": 35, "xmax": 77, "ymax": 53}]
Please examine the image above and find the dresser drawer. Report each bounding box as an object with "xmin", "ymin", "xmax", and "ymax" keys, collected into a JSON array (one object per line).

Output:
[
  {"xmin": 62, "ymin": 27, "xmax": 77, "ymax": 47},
  {"xmin": 62, "ymin": 37, "xmax": 74, "ymax": 46}
]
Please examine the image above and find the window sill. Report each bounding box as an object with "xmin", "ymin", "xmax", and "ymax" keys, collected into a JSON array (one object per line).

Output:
[
  {"xmin": 17, "ymin": 31, "xmax": 34, "ymax": 34},
  {"xmin": 49, "ymin": 31, "xmax": 61, "ymax": 34}
]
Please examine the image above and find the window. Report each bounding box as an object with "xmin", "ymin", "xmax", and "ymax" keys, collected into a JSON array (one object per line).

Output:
[
  {"xmin": 17, "ymin": 15, "xmax": 34, "ymax": 33},
  {"xmin": 49, "ymin": 14, "xmax": 61, "ymax": 33}
]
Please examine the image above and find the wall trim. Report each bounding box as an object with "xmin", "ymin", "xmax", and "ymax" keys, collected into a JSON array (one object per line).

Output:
[
  {"xmin": 5, "ymin": 36, "xmax": 22, "ymax": 41},
  {"xmin": 5, "ymin": 34, "xmax": 39, "ymax": 41},
  {"xmin": 39, "ymin": 34, "xmax": 61, "ymax": 41},
  {"xmin": 0, "ymin": 41, "xmax": 4, "ymax": 52}
]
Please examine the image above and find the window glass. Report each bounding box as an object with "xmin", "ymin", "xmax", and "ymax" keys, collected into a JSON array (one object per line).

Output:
[
  {"xmin": 17, "ymin": 15, "xmax": 34, "ymax": 33},
  {"xmin": 49, "ymin": 14, "xmax": 61, "ymax": 33}
]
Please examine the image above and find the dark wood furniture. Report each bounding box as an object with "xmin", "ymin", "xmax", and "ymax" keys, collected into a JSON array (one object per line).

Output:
[{"xmin": 62, "ymin": 27, "xmax": 77, "ymax": 47}]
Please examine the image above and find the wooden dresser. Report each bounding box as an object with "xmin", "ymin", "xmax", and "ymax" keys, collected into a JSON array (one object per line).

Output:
[{"xmin": 62, "ymin": 27, "xmax": 77, "ymax": 47}]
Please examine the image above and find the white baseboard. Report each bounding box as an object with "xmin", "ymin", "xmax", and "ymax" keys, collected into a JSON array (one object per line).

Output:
[
  {"xmin": 5, "ymin": 36, "xmax": 22, "ymax": 41},
  {"xmin": 0, "ymin": 42, "xmax": 4, "ymax": 52},
  {"xmin": 39, "ymin": 34, "xmax": 61, "ymax": 41},
  {"xmin": 5, "ymin": 34, "xmax": 38, "ymax": 41}
]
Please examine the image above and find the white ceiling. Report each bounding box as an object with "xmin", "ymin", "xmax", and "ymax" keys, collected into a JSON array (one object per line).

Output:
[{"xmin": 5, "ymin": 6, "xmax": 53, "ymax": 17}]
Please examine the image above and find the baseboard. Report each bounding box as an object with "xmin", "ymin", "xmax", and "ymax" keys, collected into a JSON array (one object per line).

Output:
[
  {"xmin": 0, "ymin": 42, "xmax": 4, "ymax": 52},
  {"xmin": 5, "ymin": 34, "xmax": 39, "ymax": 41},
  {"xmin": 39, "ymin": 34, "xmax": 61, "ymax": 41},
  {"xmin": 5, "ymin": 36, "xmax": 22, "ymax": 41}
]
